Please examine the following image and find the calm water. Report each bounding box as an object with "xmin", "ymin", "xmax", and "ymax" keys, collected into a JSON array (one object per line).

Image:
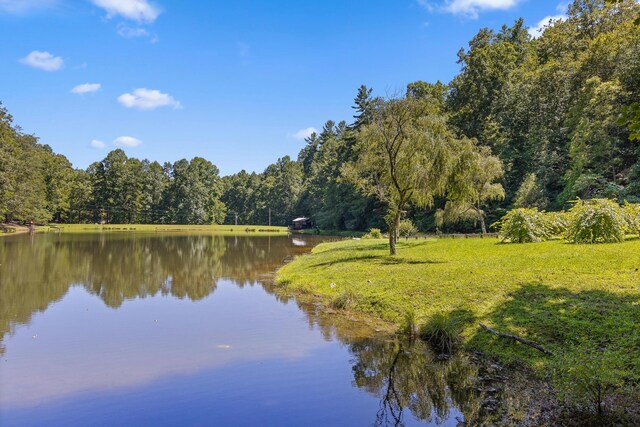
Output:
[{"xmin": 0, "ymin": 233, "xmax": 505, "ymax": 426}]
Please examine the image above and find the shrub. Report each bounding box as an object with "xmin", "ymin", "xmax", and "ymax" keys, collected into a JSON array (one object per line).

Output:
[
  {"xmin": 495, "ymin": 208, "xmax": 549, "ymax": 243},
  {"xmin": 362, "ymin": 228, "xmax": 383, "ymax": 239},
  {"xmin": 623, "ymin": 202, "xmax": 640, "ymax": 236},
  {"xmin": 420, "ymin": 312, "xmax": 461, "ymax": 354},
  {"xmin": 565, "ymin": 199, "xmax": 626, "ymax": 244},
  {"xmin": 553, "ymin": 346, "xmax": 626, "ymax": 416},
  {"xmin": 544, "ymin": 211, "xmax": 571, "ymax": 238},
  {"xmin": 398, "ymin": 219, "xmax": 418, "ymax": 240},
  {"xmin": 331, "ymin": 289, "xmax": 358, "ymax": 310}
]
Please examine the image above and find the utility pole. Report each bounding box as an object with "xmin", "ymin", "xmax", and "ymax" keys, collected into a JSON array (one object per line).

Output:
[{"xmin": 268, "ymin": 208, "xmax": 271, "ymax": 226}]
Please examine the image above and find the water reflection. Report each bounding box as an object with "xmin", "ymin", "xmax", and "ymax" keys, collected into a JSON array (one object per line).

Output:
[
  {"xmin": 0, "ymin": 234, "xmax": 317, "ymax": 353},
  {"xmin": 0, "ymin": 234, "xmax": 518, "ymax": 426},
  {"xmin": 289, "ymin": 301, "xmax": 511, "ymax": 427}
]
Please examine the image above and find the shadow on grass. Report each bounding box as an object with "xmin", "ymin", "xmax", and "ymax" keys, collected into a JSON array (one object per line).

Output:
[
  {"xmin": 448, "ymin": 308, "xmax": 477, "ymax": 328},
  {"xmin": 469, "ymin": 283, "xmax": 640, "ymax": 358},
  {"xmin": 310, "ymin": 254, "xmax": 446, "ymax": 268},
  {"xmin": 320, "ymin": 242, "xmax": 390, "ymax": 254},
  {"xmin": 319, "ymin": 239, "xmax": 437, "ymax": 255},
  {"xmin": 380, "ymin": 256, "xmax": 444, "ymax": 265},
  {"xmin": 468, "ymin": 283, "xmax": 640, "ymax": 388},
  {"xmin": 467, "ymin": 283, "xmax": 640, "ymax": 423}
]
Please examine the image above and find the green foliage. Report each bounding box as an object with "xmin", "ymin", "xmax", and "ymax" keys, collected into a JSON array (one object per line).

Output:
[
  {"xmin": 499, "ymin": 199, "xmax": 631, "ymax": 243},
  {"xmin": 499, "ymin": 199, "xmax": 630, "ymax": 243},
  {"xmin": 222, "ymin": 114, "xmax": 383, "ymax": 230},
  {"xmin": 623, "ymin": 202, "xmax": 640, "ymax": 235},
  {"xmin": 496, "ymin": 208, "xmax": 549, "ymax": 243},
  {"xmin": 344, "ymin": 96, "xmax": 454, "ymax": 254},
  {"xmin": 436, "ymin": 145, "xmax": 505, "ymax": 234},
  {"xmin": 449, "ymin": 1, "xmax": 640, "ymax": 210},
  {"xmin": 620, "ymin": 102, "xmax": 640, "ymax": 140},
  {"xmin": 331, "ymin": 288, "xmax": 358, "ymax": 310},
  {"xmin": 565, "ymin": 199, "xmax": 627, "ymax": 243},
  {"xmin": 543, "ymin": 210, "xmax": 571, "ymax": 237},
  {"xmin": 0, "ymin": 102, "xmax": 232, "ymax": 226},
  {"xmin": 0, "ymin": 103, "xmax": 73, "ymax": 224},
  {"xmin": 362, "ymin": 228, "xmax": 383, "ymax": 239},
  {"xmin": 553, "ymin": 346, "xmax": 626, "ymax": 416},
  {"xmin": 514, "ymin": 173, "xmax": 547, "ymax": 209},
  {"xmin": 398, "ymin": 219, "xmax": 418, "ymax": 240},
  {"xmin": 420, "ymin": 312, "xmax": 462, "ymax": 354},
  {"xmin": 344, "ymin": 95, "xmax": 501, "ymax": 254},
  {"xmin": 406, "ymin": 80, "xmax": 448, "ymax": 110}
]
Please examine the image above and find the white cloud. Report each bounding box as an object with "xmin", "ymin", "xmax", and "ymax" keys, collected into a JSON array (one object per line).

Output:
[
  {"xmin": 421, "ymin": 0, "xmax": 522, "ymax": 18},
  {"xmin": 92, "ymin": 0, "xmax": 160, "ymax": 23},
  {"xmin": 0, "ymin": 0, "xmax": 56, "ymax": 14},
  {"xmin": 90, "ymin": 139, "xmax": 106, "ymax": 149},
  {"xmin": 290, "ymin": 127, "xmax": 317, "ymax": 140},
  {"xmin": 19, "ymin": 50, "xmax": 63, "ymax": 71},
  {"xmin": 114, "ymin": 136, "xmax": 142, "ymax": 147},
  {"xmin": 118, "ymin": 88, "xmax": 182, "ymax": 110},
  {"xmin": 117, "ymin": 24, "xmax": 150, "ymax": 38},
  {"xmin": 71, "ymin": 83, "xmax": 101, "ymax": 94},
  {"xmin": 528, "ymin": 14, "xmax": 566, "ymax": 38}
]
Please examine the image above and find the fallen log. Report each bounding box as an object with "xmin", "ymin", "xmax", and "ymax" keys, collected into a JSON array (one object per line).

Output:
[{"xmin": 479, "ymin": 323, "xmax": 554, "ymax": 356}]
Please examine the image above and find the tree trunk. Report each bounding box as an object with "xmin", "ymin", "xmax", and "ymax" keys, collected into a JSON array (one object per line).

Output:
[
  {"xmin": 389, "ymin": 227, "xmax": 396, "ymax": 256},
  {"xmin": 389, "ymin": 212, "xmax": 400, "ymax": 256},
  {"xmin": 480, "ymin": 214, "xmax": 487, "ymax": 235}
]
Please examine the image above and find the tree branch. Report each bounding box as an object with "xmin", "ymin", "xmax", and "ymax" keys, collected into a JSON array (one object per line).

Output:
[{"xmin": 479, "ymin": 323, "xmax": 554, "ymax": 356}]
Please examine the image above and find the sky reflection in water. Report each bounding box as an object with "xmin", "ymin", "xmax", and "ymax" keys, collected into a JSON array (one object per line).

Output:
[{"xmin": 0, "ymin": 234, "xmax": 483, "ymax": 426}]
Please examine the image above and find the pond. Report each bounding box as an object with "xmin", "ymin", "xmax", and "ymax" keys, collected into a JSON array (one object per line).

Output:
[{"xmin": 0, "ymin": 233, "xmax": 520, "ymax": 426}]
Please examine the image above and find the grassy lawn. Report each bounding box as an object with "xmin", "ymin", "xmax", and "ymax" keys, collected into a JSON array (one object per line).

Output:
[
  {"xmin": 277, "ymin": 237, "xmax": 640, "ymax": 376},
  {"xmin": 34, "ymin": 223, "xmax": 288, "ymax": 235}
]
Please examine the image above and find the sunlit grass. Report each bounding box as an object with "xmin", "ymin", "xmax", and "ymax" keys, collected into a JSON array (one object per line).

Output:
[{"xmin": 277, "ymin": 237, "xmax": 640, "ymax": 376}]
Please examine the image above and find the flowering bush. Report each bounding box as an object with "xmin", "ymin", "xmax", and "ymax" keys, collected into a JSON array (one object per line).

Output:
[
  {"xmin": 496, "ymin": 208, "xmax": 549, "ymax": 243},
  {"xmin": 362, "ymin": 228, "xmax": 383, "ymax": 239},
  {"xmin": 623, "ymin": 202, "xmax": 640, "ymax": 236},
  {"xmin": 398, "ymin": 219, "xmax": 418, "ymax": 240},
  {"xmin": 543, "ymin": 211, "xmax": 571, "ymax": 238},
  {"xmin": 565, "ymin": 199, "xmax": 626, "ymax": 243}
]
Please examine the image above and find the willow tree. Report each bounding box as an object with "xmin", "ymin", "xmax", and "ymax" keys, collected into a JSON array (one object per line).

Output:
[
  {"xmin": 435, "ymin": 146, "xmax": 505, "ymax": 234},
  {"xmin": 343, "ymin": 96, "xmax": 481, "ymax": 255}
]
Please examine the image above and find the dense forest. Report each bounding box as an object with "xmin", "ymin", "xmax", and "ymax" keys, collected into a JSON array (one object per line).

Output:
[{"xmin": 1, "ymin": 0, "xmax": 639, "ymax": 232}]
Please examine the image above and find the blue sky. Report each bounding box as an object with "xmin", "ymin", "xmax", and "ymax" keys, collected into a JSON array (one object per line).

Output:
[{"xmin": 1, "ymin": 0, "xmax": 564, "ymax": 175}]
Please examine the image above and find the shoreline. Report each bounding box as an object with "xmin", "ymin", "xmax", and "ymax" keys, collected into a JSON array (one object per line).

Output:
[
  {"xmin": 271, "ymin": 257, "xmax": 565, "ymax": 425},
  {"xmin": 0, "ymin": 224, "xmax": 34, "ymax": 236},
  {"xmin": 275, "ymin": 237, "xmax": 640, "ymax": 423},
  {"xmin": 1, "ymin": 223, "xmax": 288, "ymax": 237}
]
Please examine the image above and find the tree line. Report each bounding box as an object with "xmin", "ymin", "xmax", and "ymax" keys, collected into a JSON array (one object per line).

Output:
[
  {"xmin": 2, "ymin": 0, "xmax": 639, "ymax": 233},
  {"xmin": 0, "ymin": 114, "xmax": 226, "ymax": 225}
]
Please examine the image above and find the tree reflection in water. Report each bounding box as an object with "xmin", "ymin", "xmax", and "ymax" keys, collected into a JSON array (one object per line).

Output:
[
  {"xmin": 0, "ymin": 233, "xmax": 316, "ymax": 354},
  {"xmin": 291, "ymin": 300, "xmax": 524, "ymax": 426},
  {"xmin": 0, "ymin": 233, "xmax": 521, "ymax": 426},
  {"xmin": 350, "ymin": 338, "xmax": 480, "ymax": 426}
]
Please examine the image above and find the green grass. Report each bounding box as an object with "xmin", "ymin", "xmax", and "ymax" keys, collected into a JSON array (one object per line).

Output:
[
  {"xmin": 277, "ymin": 237, "xmax": 640, "ymax": 377},
  {"xmin": 39, "ymin": 223, "xmax": 288, "ymax": 235},
  {"xmin": 294, "ymin": 228, "xmax": 365, "ymax": 237}
]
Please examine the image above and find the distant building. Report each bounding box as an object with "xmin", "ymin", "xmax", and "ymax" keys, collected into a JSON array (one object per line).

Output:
[{"xmin": 291, "ymin": 217, "xmax": 313, "ymax": 230}]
